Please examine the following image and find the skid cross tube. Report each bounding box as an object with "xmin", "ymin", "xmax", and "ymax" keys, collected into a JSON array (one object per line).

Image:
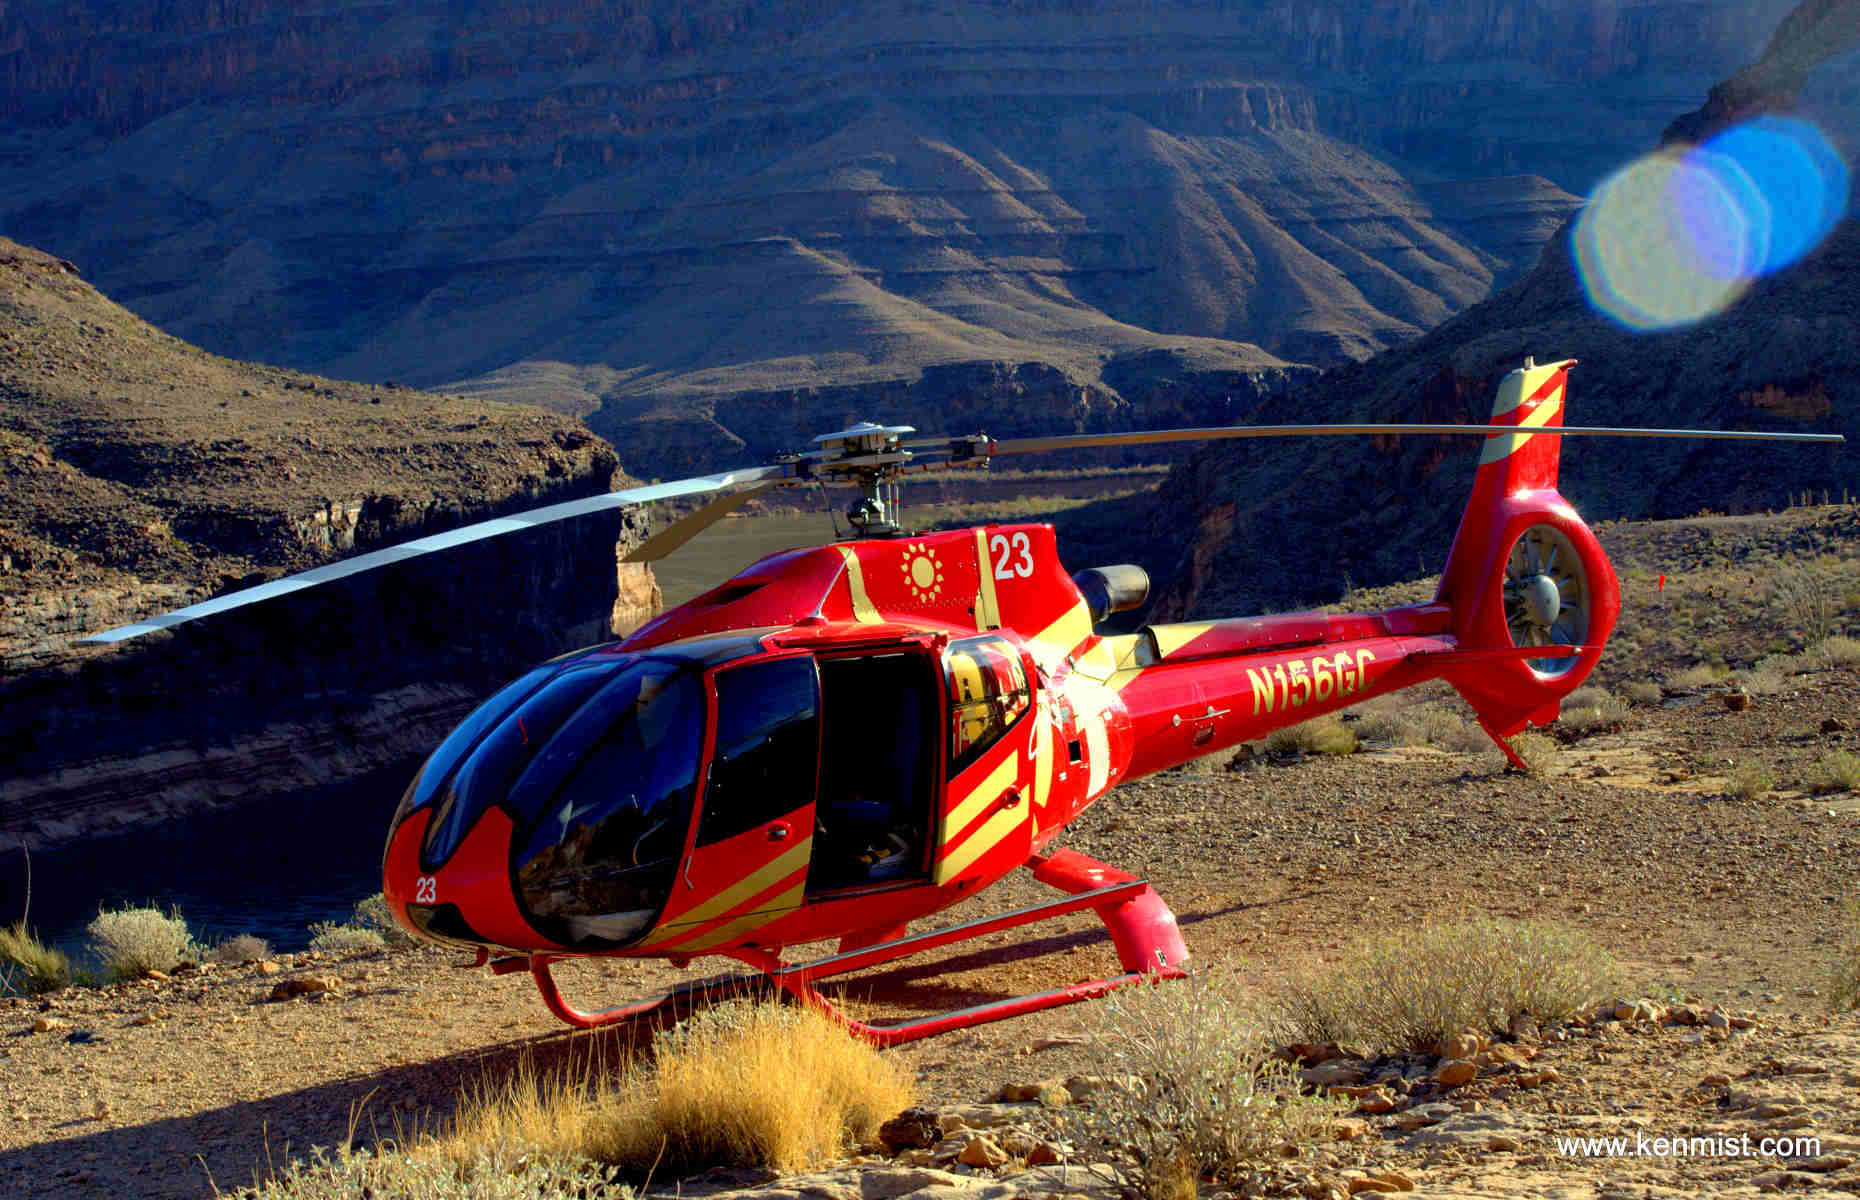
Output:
[{"xmin": 524, "ymin": 856, "xmax": 1190, "ymax": 1040}]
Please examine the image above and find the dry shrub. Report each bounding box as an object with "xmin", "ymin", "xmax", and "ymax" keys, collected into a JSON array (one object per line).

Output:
[
  {"xmin": 1505, "ymin": 730, "xmax": 1559, "ymax": 772},
  {"xmin": 436, "ymin": 999, "xmax": 911, "ymax": 1179},
  {"xmin": 0, "ymin": 921, "xmax": 69, "ymax": 996},
  {"xmin": 1725, "ymin": 764, "xmax": 1773, "ymax": 800},
  {"xmin": 212, "ymin": 933, "xmax": 271, "ymax": 965},
  {"xmin": 87, "ymin": 905, "xmax": 195, "ymax": 981},
  {"xmin": 1806, "ymin": 750, "xmax": 1860, "ymax": 795},
  {"xmin": 1623, "ymin": 680, "xmax": 1664, "ymax": 707},
  {"xmin": 1062, "ymin": 970, "xmax": 1345, "ymax": 1200},
  {"xmin": 1559, "ymin": 691, "xmax": 1628, "ymax": 735},
  {"xmin": 307, "ymin": 923, "xmax": 387, "ymax": 954},
  {"xmin": 1278, "ymin": 919, "xmax": 1613, "ymax": 1054},
  {"xmin": 221, "ymin": 1136, "xmax": 625, "ymax": 1199},
  {"xmin": 595, "ymin": 1000, "xmax": 911, "ymax": 1175},
  {"xmin": 1773, "ymin": 565, "xmax": 1837, "ymax": 644},
  {"xmin": 1263, "ymin": 715, "xmax": 1357, "ymax": 757},
  {"xmin": 1667, "ymin": 664, "xmax": 1727, "ymax": 690},
  {"xmin": 1808, "ymin": 636, "xmax": 1860, "ymax": 670},
  {"xmin": 1833, "ymin": 904, "xmax": 1860, "ymax": 1014}
]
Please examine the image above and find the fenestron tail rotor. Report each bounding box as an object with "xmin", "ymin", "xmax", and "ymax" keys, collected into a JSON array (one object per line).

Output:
[{"xmin": 80, "ymin": 399, "xmax": 1843, "ymax": 646}]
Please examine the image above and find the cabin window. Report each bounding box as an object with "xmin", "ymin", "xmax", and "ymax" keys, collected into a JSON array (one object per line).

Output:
[
  {"xmin": 945, "ymin": 635, "xmax": 1031, "ymax": 775},
  {"xmin": 697, "ymin": 656, "xmax": 821, "ymax": 847}
]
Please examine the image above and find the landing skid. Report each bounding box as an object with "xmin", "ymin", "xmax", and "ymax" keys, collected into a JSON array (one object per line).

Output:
[{"xmin": 522, "ymin": 849, "xmax": 1190, "ymax": 1045}]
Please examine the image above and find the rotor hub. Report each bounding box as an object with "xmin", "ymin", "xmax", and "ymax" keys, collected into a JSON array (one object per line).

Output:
[{"xmin": 1520, "ymin": 572, "xmax": 1561, "ymax": 628}]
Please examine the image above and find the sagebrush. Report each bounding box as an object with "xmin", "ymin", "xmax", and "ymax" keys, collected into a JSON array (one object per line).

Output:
[
  {"xmin": 1063, "ymin": 970, "xmax": 1344, "ymax": 1200},
  {"xmin": 86, "ymin": 905, "xmax": 196, "ymax": 980},
  {"xmin": 1278, "ymin": 918, "xmax": 1612, "ymax": 1053}
]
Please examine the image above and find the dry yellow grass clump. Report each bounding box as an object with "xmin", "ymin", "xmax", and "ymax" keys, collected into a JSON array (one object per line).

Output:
[
  {"xmin": 0, "ymin": 921, "xmax": 69, "ymax": 996},
  {"xmin": 233, "ymin": 998, "xmax": 912, "ymax": 1198},
  {"xmin": 439, "ymin": 999, "xmax": 912, "ymax": 1178},
  {"xmin": 1277, "ymin": 918, "xmax": 1613, "ymax": 1054}
]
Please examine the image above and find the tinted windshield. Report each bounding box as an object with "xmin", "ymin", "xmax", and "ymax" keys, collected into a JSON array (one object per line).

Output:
[{"xmin": 514, "ymin": 659, "xmax": 705, "ymax": 949}]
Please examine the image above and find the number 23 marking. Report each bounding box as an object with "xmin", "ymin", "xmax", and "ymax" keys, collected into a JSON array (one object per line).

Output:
[
  {"xmin": 415, "ymin": 876, "xmax": 437, "ymax": 904},
  {"xmin": 990, "ymin": 532, "xmax": 1034, "ymax": 580}
]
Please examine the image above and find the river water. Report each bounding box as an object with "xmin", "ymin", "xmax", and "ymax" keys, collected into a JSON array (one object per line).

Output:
[{"xmin": 4, "ymin": 761, "xmax": 419, "ymax": 963}]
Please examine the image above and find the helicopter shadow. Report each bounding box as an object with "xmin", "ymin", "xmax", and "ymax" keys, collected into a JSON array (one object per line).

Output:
[{"xmin": 0, "ymin": 1019, "xmax": 677, "ymax": 1200}]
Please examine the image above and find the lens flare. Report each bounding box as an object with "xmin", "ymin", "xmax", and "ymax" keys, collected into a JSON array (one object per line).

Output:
[
  {"xmin": 1574, "ymin": 116, "xmax": 1850, "ymax": 332},
  {"xmin": 1574, "ymin": 153, "xmax": 1752, "ymax": 330}
]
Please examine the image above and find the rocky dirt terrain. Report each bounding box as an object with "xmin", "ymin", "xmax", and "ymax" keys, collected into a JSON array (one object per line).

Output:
[{"xmin": 2, "ymin": 585, "xmax": 1855, "ymax": 1198}]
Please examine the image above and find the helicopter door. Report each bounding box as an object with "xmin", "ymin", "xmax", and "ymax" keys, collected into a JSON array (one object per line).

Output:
[
  {"xmin": 807, "ymin": 650, "xmax": 938, "ymax": 894},
  {"xmin": 647, "ymin": 655, "xmax": 821, "ymax": 949}
]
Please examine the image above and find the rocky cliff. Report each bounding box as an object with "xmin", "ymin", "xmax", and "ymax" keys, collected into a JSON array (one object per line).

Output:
[
  {"xmin": 4, "ymin": 1, "xmax": 1783, "ymax": 470},
  {"xmin": 1151, "ymin": 0, "xmax": 1858, "ymax": 621},
  {"xmin": 0, "ymin": 238, "xmax": 659, "ymax": 849}
]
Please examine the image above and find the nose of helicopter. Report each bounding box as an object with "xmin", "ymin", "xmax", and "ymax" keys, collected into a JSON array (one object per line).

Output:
[{"xmin": 379, "ymin": 644, "xmax": 711, "ymax": 953}]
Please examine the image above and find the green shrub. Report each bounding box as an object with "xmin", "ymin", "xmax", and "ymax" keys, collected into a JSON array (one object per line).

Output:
[
  {"xmin": 1063, "ymin": 971, "xmax": 1345, "ymax": 1200},
  {"xmin": 1278, "ymin": 918, "xmax": 1613, "ymax": 1054},
  {"xmin": 0, "ymin": 921, "xmax": 69, "ymax": 996},
  {"xmin": 1506, "ymin": 730, "xmax": 1560, "ymax": 772},
  {"xmin": 351, "ymin": 893, "xmax": 416, "ymax": 946},
  {"xmin": 86, "ymin": 905, "xmax": 195, "ymax": 981}
]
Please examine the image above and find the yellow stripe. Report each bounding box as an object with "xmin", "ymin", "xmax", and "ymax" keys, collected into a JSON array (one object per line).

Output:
[
  {"xmin": 1479, "ymin": 388, "xmax": 1562, "ymax": 465},
  {"xmin": 937, "ymin": 803, "xmax": 1025, "ymax": 883},
  {"xmin": 941, "ymin": 754, "xmax": 1018, "ymax": 847},
  {"xmin": 1151, "ymin": 622, "xmax": 1217, "ymax": 658},
  {"xmin": 1028, "ymin": 600, "xmax": 1092, "ymax": 665},
  {"xmin": 671, "ymin": 885, "xmax": 805, "ymax": 953},
  {"xmin": 836, "ymin": 546, "xmax": 882, "ymax": 623},
  {"xmin": 973, "ymin": 529, "xmax": 1000, "ymax": 629},
  {"xmin": 638, "ymin": 840, "xmax": 812, "ymax": 946}
]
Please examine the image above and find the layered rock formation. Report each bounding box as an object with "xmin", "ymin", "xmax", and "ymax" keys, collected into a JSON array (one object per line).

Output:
[
  {"xmin": 0, "ymin": 238, "xmax": 657, "ymax": 848},
  {"xmin": 4, "ymin": 1, "xmax": 1785, "ymax": 470},
  {"xmin": 1151, "ymin": 0, "xmax": 1858, "ymax": 620}
]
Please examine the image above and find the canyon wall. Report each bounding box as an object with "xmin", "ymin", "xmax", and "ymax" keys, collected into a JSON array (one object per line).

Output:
[{"xmin": 3, "ymin": 2, "xmax": 1787, "ymax": 471}]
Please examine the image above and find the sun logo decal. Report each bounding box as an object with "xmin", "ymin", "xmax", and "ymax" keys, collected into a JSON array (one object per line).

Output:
[{"xmin": 900, "ymin": 542, "xmax": 944, "ymax": 603}]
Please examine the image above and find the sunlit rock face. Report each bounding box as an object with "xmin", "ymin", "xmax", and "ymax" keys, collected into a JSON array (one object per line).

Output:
[{"xmin": 0, "ymin": 1, "xmax": 1787, "ymax": 469}]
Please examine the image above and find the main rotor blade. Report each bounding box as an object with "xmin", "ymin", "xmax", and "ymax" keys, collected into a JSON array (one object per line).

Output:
[
  {"xmin": 621, "ymin": 481, "xmax": 783, "ymax": 563},
  {"xmin": 81, "ymin": 465, "xmax": 792, "ymax": 645},
  {"xmin": 984, "ymin": 424, "xmax": 1845, "ymax": 455}
]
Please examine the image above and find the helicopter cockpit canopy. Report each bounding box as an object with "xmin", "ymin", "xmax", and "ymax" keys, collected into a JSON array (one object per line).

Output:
[{"xmin": 388, "ymin": 627, "xmax": 1041, "ymax": 955}]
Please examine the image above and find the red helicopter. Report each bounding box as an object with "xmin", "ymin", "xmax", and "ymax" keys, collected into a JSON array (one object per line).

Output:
[{"xmin": 88, "ymin": 358, "xmax": 1841, "ymax": 1044}]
